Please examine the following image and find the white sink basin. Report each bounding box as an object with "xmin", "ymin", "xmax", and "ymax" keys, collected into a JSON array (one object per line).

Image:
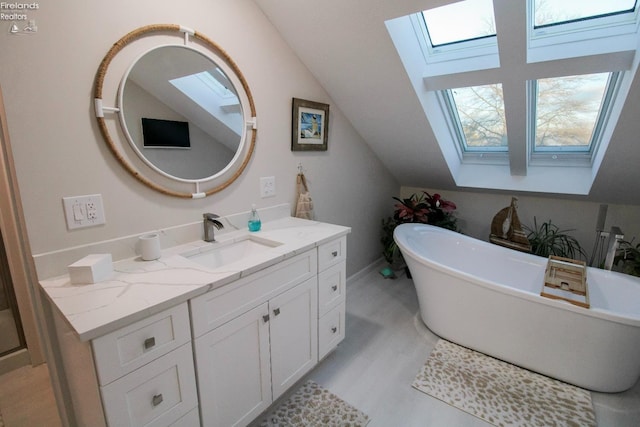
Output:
[{"xmin": 183, "ymin": 236, "xmax": 282, "ymax": 269}]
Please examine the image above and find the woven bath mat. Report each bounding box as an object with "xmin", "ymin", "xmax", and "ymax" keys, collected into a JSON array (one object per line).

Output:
[
  {"xmin": 258, "ymin": 380, "xmax": 369, "ymax": 427},
  {"xmin": 412, "ymin": 340, "xmax": 596, "ymax": 427}
]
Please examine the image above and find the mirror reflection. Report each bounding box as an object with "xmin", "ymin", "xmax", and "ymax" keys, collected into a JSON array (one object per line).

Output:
[{"xmin": 120, "ymin": 45, "xmax": 243, "ymax": 180}]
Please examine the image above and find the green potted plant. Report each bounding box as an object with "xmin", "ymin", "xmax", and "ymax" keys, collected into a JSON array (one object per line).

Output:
[
  {"xmin": 614, "ymin": 240, "xmax": 640, "ymax": 277},
  {"xmin": 380, "ymin": 192, "xmax": 458, "ymax": 275},
  {"xmin": 524, "ymin": 217, "xmax": 586, "ymax": 260}
]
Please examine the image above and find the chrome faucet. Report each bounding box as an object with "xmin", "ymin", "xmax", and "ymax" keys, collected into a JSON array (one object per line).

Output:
[
  {"xmin": 603, "ymin": 226, "xmax": 624, "ymax": 270},
  {"xmin": 203, "ymin": 213, "xmax": 224, "ymax": 242}
]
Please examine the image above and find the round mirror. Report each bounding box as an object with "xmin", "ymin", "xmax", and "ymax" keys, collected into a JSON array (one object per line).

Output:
[
  {"xmin": 120, "ymin": 45, "xmax": 244, "ymax": 181},
  {"xmin": 94, "ymin": 24, "xmax": 257, "ymax": 198}
]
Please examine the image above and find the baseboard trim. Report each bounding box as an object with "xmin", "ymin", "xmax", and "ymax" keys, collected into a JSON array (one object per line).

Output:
[
  {"xmin": 347, "ymin": 257, "xmax": 385, "ymax": 286},
  {"xmin": 0, "ymin": 348, "xmax": 30, "ymax": 376}
]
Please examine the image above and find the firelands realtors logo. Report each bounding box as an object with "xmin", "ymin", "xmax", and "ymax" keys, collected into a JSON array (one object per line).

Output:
[{"xmin": 1, "ymin": 2, "xmax": 39, "ymax": 35}]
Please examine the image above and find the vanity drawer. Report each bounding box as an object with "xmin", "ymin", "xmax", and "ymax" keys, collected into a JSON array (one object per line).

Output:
[
  {"xmin": 92, "ymin": 303, "xmax": 191, "ymax": 385},
  {"xmin": 190, "ymin": 250, "xmax": 317, "ymax": 338},
  {"xmin": 318, "ymin": 262, "xmax": 346, "ymax": 317},
  {"xmin": 318, "ymin": 303, "xmax": 345, "ymax": 360},
  {"xmin": 318, "ymin": 236, "xmax": 346, "ymax": 271},
  {"xmin": 100, "ymin": 343, "xmax": 198, "ymax": 427}
]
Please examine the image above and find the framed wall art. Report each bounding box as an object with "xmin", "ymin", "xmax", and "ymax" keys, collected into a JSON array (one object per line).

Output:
[{"xmin": 291, "ymin": 98, "xmax": 329, "ymax": 151}]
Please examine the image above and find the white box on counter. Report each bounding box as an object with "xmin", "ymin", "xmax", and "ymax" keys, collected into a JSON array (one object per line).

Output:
[{"xmin": 68, "ymin": 254, "xmax": 113, "ymax": 285}]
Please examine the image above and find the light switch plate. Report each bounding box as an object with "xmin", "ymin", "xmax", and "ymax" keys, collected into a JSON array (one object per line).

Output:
[{"xmin": 63, "ymin": 194, "xmax": 106, "ymax": 230}]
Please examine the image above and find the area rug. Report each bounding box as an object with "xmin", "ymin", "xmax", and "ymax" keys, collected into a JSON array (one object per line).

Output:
[
  {"xmin": 412, "ymin": 340, "xmax": 596, "ymax": 427},
  {"xmin": 258, "ymin": 380, "xmax": 370, "ymax": 426}
]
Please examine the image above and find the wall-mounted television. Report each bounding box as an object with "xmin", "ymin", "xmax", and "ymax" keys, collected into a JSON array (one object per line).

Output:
[{"xmin": 141, "ymin": 118, "xmax": 190, "ymax": 148}]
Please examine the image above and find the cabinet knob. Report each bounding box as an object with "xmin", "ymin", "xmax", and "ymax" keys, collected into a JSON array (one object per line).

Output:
[
  {"xmin": 144, "ymin": 337, "xmax": 156, "ymax": 350},
  {"xmin": 152, "ymin": 393, "xmax": 163, "ymax": 407},
  {"xmin": 331, "ymin": 326, "xmax": 338, "ymax": 333},
  {"xmin": 331, "ymin": 251, "xmax": 338, "ymax": 257},
  {"xmin": 273, "ymin": 308, "xmax": 281, "ymax": 316},
  {"xmin": 331, "ymin": 285, "xmax": 338, "ymax": 291},
  {"xmin": 262, "ymin": 314, "xmax": 270, "ymax": 323}
]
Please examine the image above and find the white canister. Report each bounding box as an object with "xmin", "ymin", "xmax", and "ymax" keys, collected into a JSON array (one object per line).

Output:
[{"xmin": 139, "ymin": 233, "xmax": 161, "ymax": 261}]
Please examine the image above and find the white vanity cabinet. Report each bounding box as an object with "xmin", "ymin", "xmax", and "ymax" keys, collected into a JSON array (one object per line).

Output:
[
  {"xmin": 49, "ymin": 302, "xmax": 199, "ymax": 427},
  {"xmin": 40, "ymin": 217, "xmax": 350, "ymax": 427},
  {"xmin": 191, "ymin": 251, "xmax": 318, "ymax": 427}
]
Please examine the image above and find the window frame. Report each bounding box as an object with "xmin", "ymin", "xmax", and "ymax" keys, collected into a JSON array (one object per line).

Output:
[
  {"xmin": 532, "ymin": 0, "xmax": 637, "ymax": 29},
  {"xmin": 443, "ymin": 85, "xmax": 508, "ymax": 151},
  {"xmin": 412, "ymin": 13, "xmax": 499, "ymax": 75},
  {"xmin": 527, "ymin": 1, "xmax": 640, "ymax": 63},
  {"xmin": 416, "ymin": 1, "xmax": 636, "ymax": 168},
  {"xmin": 528, "ymin": 71, "xmax": 624, "ymax": 166},
  {"xmin": 384, "ymin": 0, "xmax": 639, "ymax": 194}
]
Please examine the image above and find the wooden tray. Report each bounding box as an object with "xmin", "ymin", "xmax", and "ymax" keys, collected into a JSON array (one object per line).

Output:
[{"xmin": 541, "ymin": 256, "xmax": 590, "ymax": 308}]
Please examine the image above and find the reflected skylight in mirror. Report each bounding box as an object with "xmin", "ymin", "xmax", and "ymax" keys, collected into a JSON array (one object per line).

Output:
[
  {"xmin": 534, "ymin": 73, "xmax": 610, "ymax": 151},
  {"xmin": 534, "ymin": 0, "xmax": 637, "ymax": 27},
  {"xmin": 422, "ymin": 0, "xmax": 496, "ymax": 46},
  {"xmin": 450, "ymin": 84, "xmax": 507, "ymax": 151},
  {"xmin": 170, "ymin": 70, "xmax": 242, "ymax": 135}
]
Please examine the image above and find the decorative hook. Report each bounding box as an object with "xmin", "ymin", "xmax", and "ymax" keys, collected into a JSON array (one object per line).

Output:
[{"xmin": 298, "ymin": 163, "xmax": 303, "ymax": 174}]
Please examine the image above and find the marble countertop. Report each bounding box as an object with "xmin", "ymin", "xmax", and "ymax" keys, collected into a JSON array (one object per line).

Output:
[{"xmin": 39, "ymin": 217, "xmax": 350, "ymax": 341}]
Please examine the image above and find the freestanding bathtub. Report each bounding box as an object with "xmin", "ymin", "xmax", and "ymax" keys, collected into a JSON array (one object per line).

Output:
[{"xmin": 394, "ymin": 223, "xmax": 640, "ymax": 392}]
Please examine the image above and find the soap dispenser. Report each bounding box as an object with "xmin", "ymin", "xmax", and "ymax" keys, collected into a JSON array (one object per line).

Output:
[{"xmin": 248, "ymin": 204, "xmax": 261, "ymax": 232}]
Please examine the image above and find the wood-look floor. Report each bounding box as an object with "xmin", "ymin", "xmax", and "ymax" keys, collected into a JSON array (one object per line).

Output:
[
  {"xmin": 1, "ymin": 265, "xmax": 639, "ymax": 426},
  {"xmin": 0, "ymin": 362, "xmax": 61, "ymax": 427}
]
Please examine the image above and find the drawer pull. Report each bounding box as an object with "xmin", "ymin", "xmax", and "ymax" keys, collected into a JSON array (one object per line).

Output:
[
  {"xmin": 331, "ymin": 251, "xmax": 338, "ymax": 257},
  {"xmin": 143, "ymin": 337, "xmax": 156, "ymax": 350},
  {"xmin": 262, "ymin": 314, "xmax": 270, "ymax": 323},
  {"xmin": 273, "ymin": 308, "xmax": 281, "ymax": 316},
  {"xmin": 152, "ymin": 393, "xmax": 164, "ymax": 406},
  {"xmin": 331, "ymin": 285, "xmax": 338, "ymax": 291},
  {"xmin": 331, "ymin": 326, "xmax": 338, "ymax": 333}
]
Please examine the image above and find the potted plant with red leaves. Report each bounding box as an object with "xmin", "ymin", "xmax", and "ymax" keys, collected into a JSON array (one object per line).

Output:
[{"xmin": 381, "ymin": 191, "xmax": 458, "ymax": 275}]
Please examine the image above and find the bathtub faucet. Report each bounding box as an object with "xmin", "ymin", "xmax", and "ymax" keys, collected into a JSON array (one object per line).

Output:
[
  {"xmin": 203, "ymin": 213, "xmax": 224, "ymax": 242},
  {"xmin": 603, "ymin": 226, "xmax": 624, "ymax": 271}
]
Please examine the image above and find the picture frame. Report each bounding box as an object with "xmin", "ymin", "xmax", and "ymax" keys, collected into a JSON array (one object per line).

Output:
[{"xmin": 291, "ymin": 98, "xmax": 329, "ymax": 151}]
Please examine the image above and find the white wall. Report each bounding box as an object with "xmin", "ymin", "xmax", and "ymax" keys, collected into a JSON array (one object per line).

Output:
[
  {"xmin": 0, "ymin": 0, "xmax": 398, "ymax": 277},
  {"xmin": 401, "ymin": 186, "xmax": 640, "ymax": 262}
]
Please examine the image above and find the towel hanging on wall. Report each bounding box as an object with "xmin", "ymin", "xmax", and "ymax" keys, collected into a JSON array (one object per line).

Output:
[{"xmin": 295, "ymin": 169, "xmax": 314, "ymax": 220}]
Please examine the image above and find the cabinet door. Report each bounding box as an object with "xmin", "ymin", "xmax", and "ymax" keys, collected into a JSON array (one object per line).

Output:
[
  {"xmin": 269, "ymin": 277, "xmax": 318, "ymax": 400},
  {"xmin": 194, "ymin": 303, "xmax": 272, "ymax": 427}
]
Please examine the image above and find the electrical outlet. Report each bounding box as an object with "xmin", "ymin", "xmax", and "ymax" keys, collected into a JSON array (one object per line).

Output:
[
  {"xmin": 260, "ymin": 176, "xmax": 276, "ymax": 198},
  {"xmin": 86, "ymin": 201, "xmax": 97, "ymax": 220},
  {"xmin": 63, "ymin": 194, "xmax": 106, "ymax": 230}
]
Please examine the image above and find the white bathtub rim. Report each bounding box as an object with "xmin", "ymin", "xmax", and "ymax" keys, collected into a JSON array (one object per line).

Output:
[{"xmin": 394, "ymin": 224, "xmax": 640, "ymax": 328}]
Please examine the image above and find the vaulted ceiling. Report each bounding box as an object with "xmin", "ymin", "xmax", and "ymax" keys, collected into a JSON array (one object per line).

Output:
[{"xmin": 255, "ymin": 0, "xmax": 640, "ymax": 205}]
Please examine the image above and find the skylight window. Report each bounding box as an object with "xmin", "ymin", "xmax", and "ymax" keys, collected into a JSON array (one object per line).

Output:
[
  {"xmin": 386, "ymin": 0, "xmax": 640, "ymax": 194},
  {"xmin": 422, "ymin": 0, "xmax": 496, "ymax": 46},
  {"xmin": 533, "ymin": 73, "xmax": 610, "ymax": 152},
  {"xmin": 449, "ymin": 84, "xmax": 507, "ymax": 152},
  {"xmin": 534, "ymin": 0, "xmax": 637, "ymax": 28}
]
